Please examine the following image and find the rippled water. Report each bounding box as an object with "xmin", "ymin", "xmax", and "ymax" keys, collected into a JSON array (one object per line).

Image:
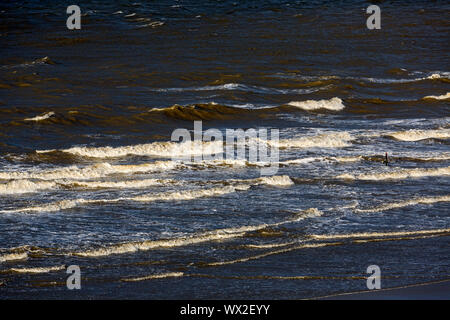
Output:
[{"xmin": 0, "ymin": 0, "xmax": 449, "ymax": 299}]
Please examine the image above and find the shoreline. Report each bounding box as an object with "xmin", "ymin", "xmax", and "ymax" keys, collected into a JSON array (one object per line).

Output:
[{"xmin": 313, "ymin": 279, "xmax": 450, "ymax": 300}]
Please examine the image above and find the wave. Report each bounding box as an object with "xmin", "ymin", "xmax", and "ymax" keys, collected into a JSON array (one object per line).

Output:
[
  {"xmin": 0, "ymin": 56, "xmax": 55, "ymax": 69},
  {"xmin": 0, "ymin": 252, "xmax": 28, "ymax": 263},
  {"xmin": 0, "ymin": 185, "xmax": 251, "ymax": 214},
  {"xmin": 249, "ymin": 175, "xmax": 294, "ymax": 187},
  {"xmin": 206, "ymin": 242, "xmax": 336, "ymax": 267},
  {"xmin": 206, "ymin": 227, "xmax": 450, "ymax": 267},
  {"xmin": 24, "ymin": 112, "xmax": 55, "ymax": 122},
  {"xmin": 35, "ymin": 129, "xmax": 356, "ymax": 160},
  {"xmin": 73, "ymin": 207, "xmax": 322, "ymax": 257},
  {"xmin": 121, "ymin": 272, "xmax": 184, "ymax": 282},
  {"xmin": 37, "ymin": 140, "xmax": 223, "ymax": 158},
  {"xmin": 355, "ymin": 195, "xmax": 450, "ymax": 213},
  {"xmin": 338, "ymin": 166, "xmax": 450, "ymax": 181},
  {"xmin": 0, "ymin": 180, "xmax": 58, "ymax": 195},
  {"xmin": 310, "ymin": 228, "xmax": 450, "ymax": 240},
  {"xmin": 273, "ymin": 72, "xmax": 449, "ymax": 84},
  {"xmin": 149, "ymin": 83, "xmax": 319, "ymax": 95},
  {"xmin": 356, "ymin": 73, "xmax": 446, "ymax": 84},
  {"xmin": 287, "ymin": 97, "xmax": 345, "ymax": 111},
  {"xmin": 270, "ymin": 132, "xmax": 353, "ymax": 149},
  {"xmin": 0, "ymin": 161, "xmax": 181, "ymax": 181},
  {"xmin": 388, "ymin": 129, "xmax": 450, "ymax": 141},
  {"xmin": 7, "ymin": 265, "xmax": 65, "ymax": 274},
  {"xmin": 60, "ymin": 178, "xmax": 178, "ymax": 190},
  {"xmin": 423, "ymin": 92, "xmax": 450, "ymax": 100},
  {"xmin": 0, "ymin": 199, "xmax": 86, "ymax": 214},
  {"xmin": 136, "ymin": 21, "xmax": 164, "ymax": 28}
]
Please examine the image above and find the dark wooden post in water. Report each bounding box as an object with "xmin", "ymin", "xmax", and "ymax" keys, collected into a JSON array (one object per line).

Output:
[{"xmin": 383, "ymin": 152, "xmax": 389, "ymax": 166}]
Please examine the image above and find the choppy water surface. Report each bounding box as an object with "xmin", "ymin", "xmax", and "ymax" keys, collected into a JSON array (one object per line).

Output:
[{"xmin": 0, "ymin": 0, "xmax": 449, "ymax": 299}]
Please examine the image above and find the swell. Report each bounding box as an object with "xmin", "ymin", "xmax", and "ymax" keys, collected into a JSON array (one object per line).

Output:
[
  {"xmin": 0, "ymin": 185, "xmax": 249, "ymax": 214},
  {"xmin": 1, "ymin": 159, "xmax": 449, "ymax": 195},
  {"xmin": 3, "ymin": 98, "xmax": 348, "ymax": 130},
  {"xmin": 148, "ymin": 82, "xmax": 321, "ymax": 94},
  {"xmin": 0, "ymin": 252, "xmax": 28, "ymax": 263},
  {"xmin": 204, "ymin": 230, "xmax": 450, "ymax": 267},
  {"xmin": 4, "ymin": 265, "xmax": 65, "ymax": 274},
  {"xmin": 73, "ymin": 207, "xmax": 322, "ymax": 258},
  {"xmin": 354, "ymin": 195, "xmax": 450, "ymax": 213},
  {"xmin": 0, "ymin": 175, "xmax": 294, "ymax": 211},
  {"xmin": 0, "ymin": 161, "xmax": 182, "ymax": 181},
  {"xmin": 388, "ymin": 128, "xmax": 450, "ymax": 141},
  {"xmin": 37, "ymin": 140, "xmax": 224, "ymax": 159},
  {"xmin": 274, "ymin": 72, "xmax": 449, "ymax": 84},
  {"xmin": 338, "ymin": 166, "xmax": 450, "ymax": 181}
]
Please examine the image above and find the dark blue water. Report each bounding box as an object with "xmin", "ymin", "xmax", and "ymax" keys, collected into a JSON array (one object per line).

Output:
[{"xmin": 0, "ymin": 0, "xmax": 449, "ymax": 299}]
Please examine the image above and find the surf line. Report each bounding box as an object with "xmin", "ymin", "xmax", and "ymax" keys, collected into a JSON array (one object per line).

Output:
[{"xmin": 171, "ymin": 120, "xmax": 280, "ymax": 175}]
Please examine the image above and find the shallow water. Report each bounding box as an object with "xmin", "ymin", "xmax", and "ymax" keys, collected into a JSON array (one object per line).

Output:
[{"xmin": 0, "ymin": 0, "xmax": 449, "ymax": 299}]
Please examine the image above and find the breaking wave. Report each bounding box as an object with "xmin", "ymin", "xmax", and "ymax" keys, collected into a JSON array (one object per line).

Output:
[
  {"xmin": 0, "ymin": 186, "xmax": 242, "ymax": 214},
  {"xmin": 0, "ymin": 252, "xmax": 28, "ymax": 263},
  {"xmin": 338, "ymin": 166, "xmax": 450, "ymax": 181},
  {"xmin": 357, "ymin": 73, "xmax": 446, "ymax": 83},
  {"xmin": 0, "ymin": 180, "xmax": 58, "ymax": 195},
  {"xmin": 287, "ymin": 97, "xmax": 345, "ymax": 111},
  {"xmin": 423, "ymin": 92, "xmax": 450, "ymax": 100},
  {"xmin": 388, "ymin": 129, "xmax": 450, "ymax": 141},
  {"xmin": 149, "ymin": 83, "xmax": 318, "ymax": 95},
  {"xmin": 73, "ymin": 207, "xmax": 322, "ymax": 257},
  {"xmin": 37, "ymin": 140, "xmax": 223, "ymax": 159},
  {"xmin": 0, "ymin": 161, "xmax": 182, "ymax": 181},
  {"xmin": 206, "ymin": 227, "xmax": 450, "ymax": 267},
  {"xmin": 121, "ymin": 272, "xmax": 184, "ymax": 282},
  {"xmin": 310, "ymin": 228, "xmax": 450, "ymax": 240},
  {"xmin": 355, "ymin": 195, "xmax": 450, "ymax": 213},
  {"xmin": 24, "ymin": 112, "xmax": 55, "ymax": 122},
  {"xmin": 7, "ymin": 265, "xmax": 65, "ymax": 274},
  {"xmin": 270, "ymin": 132, "xmax": 353, "ymax": 149}
]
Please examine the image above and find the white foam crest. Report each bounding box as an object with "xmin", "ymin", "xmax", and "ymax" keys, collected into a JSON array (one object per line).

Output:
[
  {"xmin": 0, "ymin": 199, "xmax": 85, "ymax": 214},
  {"xmin": 389, "ymin": 129, "xmax": 450, "ymax": 141},
  {"xmin": 252, "ymin": 175, "xmax": 294, "ymax": 187},
  {"xmin": 281, "ymin": 156, "xmax": 361, "ymax": 165},
  {"xmin": 129, "ymin": 185, "xmax": 247, "ymax": 202},
  {"xmin": 61, "ymin": 178, "xmax": 177, "ymax": 189},
  {"xmin": 37, "ymin": 140, "xmax": 223, "ymax": 158},
  {"xmin": 269, "ymin": 132, "xmax": 353, "ymax": 149},
  {"xmin": 24, "ymin": 112, "xmax": 55, "ymax": 122},
  {"xmin": 74, "ymin": 207, "xmax": 322, "ymax": 257},
  {"xmin": 0, "ymin": 185, "xmax": 248, "ymax": 214},
  {"xmin": 149, "ymin": 83, "xmax": 316, "ymax": 94},
  {"xmin": 8, "ymin": 265, "xmax": 65, "ymax": 274},
  {"xmin": 0, "ymin": 180, "xmax": 57, "ymax": 195},
  {"xmin": 423, "ymin": 92, "xmax": 450, "ymax": 100},
  {"xmin": 310, "ymin": 228, "xmax": 450, "ymax": 240},
  {"xmin": 207, "ymin": 242, "xmax": 333, "ymax": 266},
  {"xmin": 0, "ymin": 252, "xmax": 28, "ymax": 263},
  {"xmin": 355, "ymin": 195, "xmax": 450, "ymax": 213},
  {"xmin": 357, "ymin": 73, "xmax": 446, "ymax": 83},
  {"xmin": 208, "ymin": 227, "xmax": 449, "ymax": 267},
  {"xmin": 338, "ymin": 166, "xmax": 450, "ymax": 181},
  {"xmin": 121, "ymin": 272, "xmax": 184, "ymax": 282},
  {"xmin": 287, "ymin": 97, "xmax": 345, "ymax": 111},
  {"xmin": 0, "ymin": 161, "xmax": 181, "ymax": 181}
]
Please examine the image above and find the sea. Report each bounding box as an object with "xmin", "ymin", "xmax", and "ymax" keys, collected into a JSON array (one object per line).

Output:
[{"xmin": 0, "ymin": 0, "xmax": 449, "ymax": 299}]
